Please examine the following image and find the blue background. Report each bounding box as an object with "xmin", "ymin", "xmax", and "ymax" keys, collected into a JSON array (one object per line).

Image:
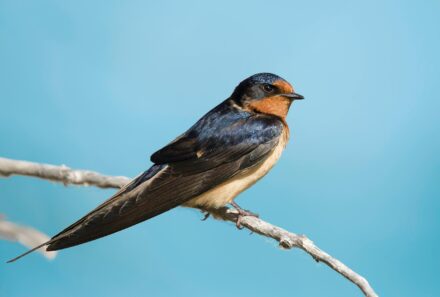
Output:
[{"xmin": 1, "ymin": 1, "xmax": 439, "ymax": 296}]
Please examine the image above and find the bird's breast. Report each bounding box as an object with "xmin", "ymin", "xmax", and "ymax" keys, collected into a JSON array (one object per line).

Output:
[{"xmin": 184, "ymin": 127, "xmax": 289, "ymax": 209}]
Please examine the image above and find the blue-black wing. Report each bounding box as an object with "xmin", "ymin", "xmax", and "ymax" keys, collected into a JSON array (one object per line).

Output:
[
  {"xmin": 151, "ymin": 101, "xmax": 283, "ymax": 172},
  {"xmin": 12, "ymin": 102, "xmax": 284, "ymax": 256}
]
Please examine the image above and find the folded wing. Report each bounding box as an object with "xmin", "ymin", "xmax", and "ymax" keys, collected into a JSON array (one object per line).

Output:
[{"xmin": 9, "ymin": 103, "xmax": 284, "ymax": 261}]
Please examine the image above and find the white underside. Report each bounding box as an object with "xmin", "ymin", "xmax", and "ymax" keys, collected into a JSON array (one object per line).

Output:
[{"xmin": 184, "ymin": 130, "xmax": 288, "ymax": 209}]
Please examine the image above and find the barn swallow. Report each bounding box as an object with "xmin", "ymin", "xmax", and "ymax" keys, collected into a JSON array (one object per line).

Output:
[{"xmin": 8, "ymin": 72, "xmax": 303, "ymax": 262}]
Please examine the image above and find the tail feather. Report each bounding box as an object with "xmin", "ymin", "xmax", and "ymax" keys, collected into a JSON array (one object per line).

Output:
[
  {"xmin": 7, "ymin": 240, "xmax": 52, "ymax": 263},
  {"xmin": 6, "ymin": 168, "xmax": 160, "ymax": 263}
]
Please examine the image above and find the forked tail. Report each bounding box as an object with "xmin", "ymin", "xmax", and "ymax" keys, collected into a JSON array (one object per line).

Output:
[{"xmin": 7, "ymin": 240, "xmax": 52, "ymax": 263}]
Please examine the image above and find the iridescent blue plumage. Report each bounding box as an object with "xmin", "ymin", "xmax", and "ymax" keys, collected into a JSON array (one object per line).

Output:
[
  {"xmin": 8, "ymin": 73, "xmax": 303, "ymax": 261},
  {"xmin": 151, "ymin": 100, "xmax": 284, "ymax": 168}
]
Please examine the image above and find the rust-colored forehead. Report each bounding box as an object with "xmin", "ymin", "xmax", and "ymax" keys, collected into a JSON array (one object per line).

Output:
[{"xmin": 273, "ymin": 79, "xmax": 294, "ymax": 94}]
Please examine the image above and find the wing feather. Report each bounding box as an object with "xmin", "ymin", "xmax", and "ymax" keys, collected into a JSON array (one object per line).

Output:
[{"xmin": 46, "ymin": 103, "xmax": 284, "ymax": 251}]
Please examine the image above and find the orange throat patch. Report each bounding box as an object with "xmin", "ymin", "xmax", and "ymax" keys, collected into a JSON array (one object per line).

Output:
[{"xmin": 245, "ymin": 96, "xmax": 292, "ymax": 119}]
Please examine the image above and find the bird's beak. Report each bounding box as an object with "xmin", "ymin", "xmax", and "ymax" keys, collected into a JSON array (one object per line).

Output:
[{"xmin": 283, "ymin": 92, "xmax": 304, "ymax": 100}]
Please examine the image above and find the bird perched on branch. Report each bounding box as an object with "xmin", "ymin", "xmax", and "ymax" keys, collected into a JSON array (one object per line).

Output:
[{"xmin": 8, "ymin": 72, "xmax": 303, "ymax": 262}]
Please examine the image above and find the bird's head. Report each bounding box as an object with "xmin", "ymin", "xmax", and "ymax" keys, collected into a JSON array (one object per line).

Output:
[{"xmin": 231, "ymin": 73, "xmax": 303, "ymax": 119}]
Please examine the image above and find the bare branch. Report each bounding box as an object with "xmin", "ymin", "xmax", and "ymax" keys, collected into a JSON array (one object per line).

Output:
[
  {"xmin": 0, "ymin": 157, "xmax": 129, "ymax": 188},
  {"xmin": 0, "ymin": 215, "xmax": 57, "ymax": 260},
  {"xmin": 0, "ymin": 157, "xmax": 378, "ymax": 297},
  {"xmin": 209, "ymin": 208, "xmax": 377, "ymax": 297}
]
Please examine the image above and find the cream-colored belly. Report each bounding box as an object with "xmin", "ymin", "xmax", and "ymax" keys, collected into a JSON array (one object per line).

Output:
[{"xmin": 184, "ymin": 131, "xmax": 288, "ymax": 209}]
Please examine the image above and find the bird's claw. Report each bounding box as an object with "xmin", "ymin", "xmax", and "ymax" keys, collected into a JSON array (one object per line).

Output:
[
  {"xmin": 235, "ymin": 210, "xmax": 259, "ymax": 229},
  {"xmin": 236, "ymin": 216, "xmax": 245, "ymax": 229},
  {"xmin": 201, "ymin": 211, "xmax": 210, "ymax": 221},
  {"xmin": 230, "ymin": 202, "xmax": 259, "ymax": 230}
]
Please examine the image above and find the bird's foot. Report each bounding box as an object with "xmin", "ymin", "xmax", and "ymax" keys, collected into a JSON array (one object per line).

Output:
[
  {"xmin": 201, "ymin": 210, "xmax": 210, "ymax": 221},
  {"xmin": 230, "ymin": 201, "xmax": 259, "ymax": 229}
]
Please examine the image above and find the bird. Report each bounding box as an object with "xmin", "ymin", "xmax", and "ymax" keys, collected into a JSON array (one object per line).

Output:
[{"xmin": 7, "ymin": 72, "xmax": 303, "ymax": 263}]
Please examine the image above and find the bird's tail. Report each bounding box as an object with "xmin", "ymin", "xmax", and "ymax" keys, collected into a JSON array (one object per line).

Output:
[{"xmin": 6, "ymin": 240, "xmax": 52, "ymax": 263}]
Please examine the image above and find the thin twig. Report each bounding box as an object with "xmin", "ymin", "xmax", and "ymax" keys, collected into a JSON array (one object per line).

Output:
[{"xmin": 0, "ymin": 157, "xmax": 378, "ymax": 297}]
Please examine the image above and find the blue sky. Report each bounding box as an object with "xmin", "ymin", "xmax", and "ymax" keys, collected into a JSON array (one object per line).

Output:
[{"xmin": 1, "ymin": 1, "xmax": 439, "ymax": 296}]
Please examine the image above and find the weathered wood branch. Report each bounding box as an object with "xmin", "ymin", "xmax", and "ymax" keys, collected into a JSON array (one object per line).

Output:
[
  {"xmin": 0, "ymin": 157, "xmax": 378, "ymax": 297},
  {"xmin": 0, "ymin": 157, "xmax": 129, "ymax": 188}
]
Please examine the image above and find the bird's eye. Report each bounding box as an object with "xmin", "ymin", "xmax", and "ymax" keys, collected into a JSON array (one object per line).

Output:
[{"xmin": 262, "ymin": 84, "xmax": 275, "ymax": 93}]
